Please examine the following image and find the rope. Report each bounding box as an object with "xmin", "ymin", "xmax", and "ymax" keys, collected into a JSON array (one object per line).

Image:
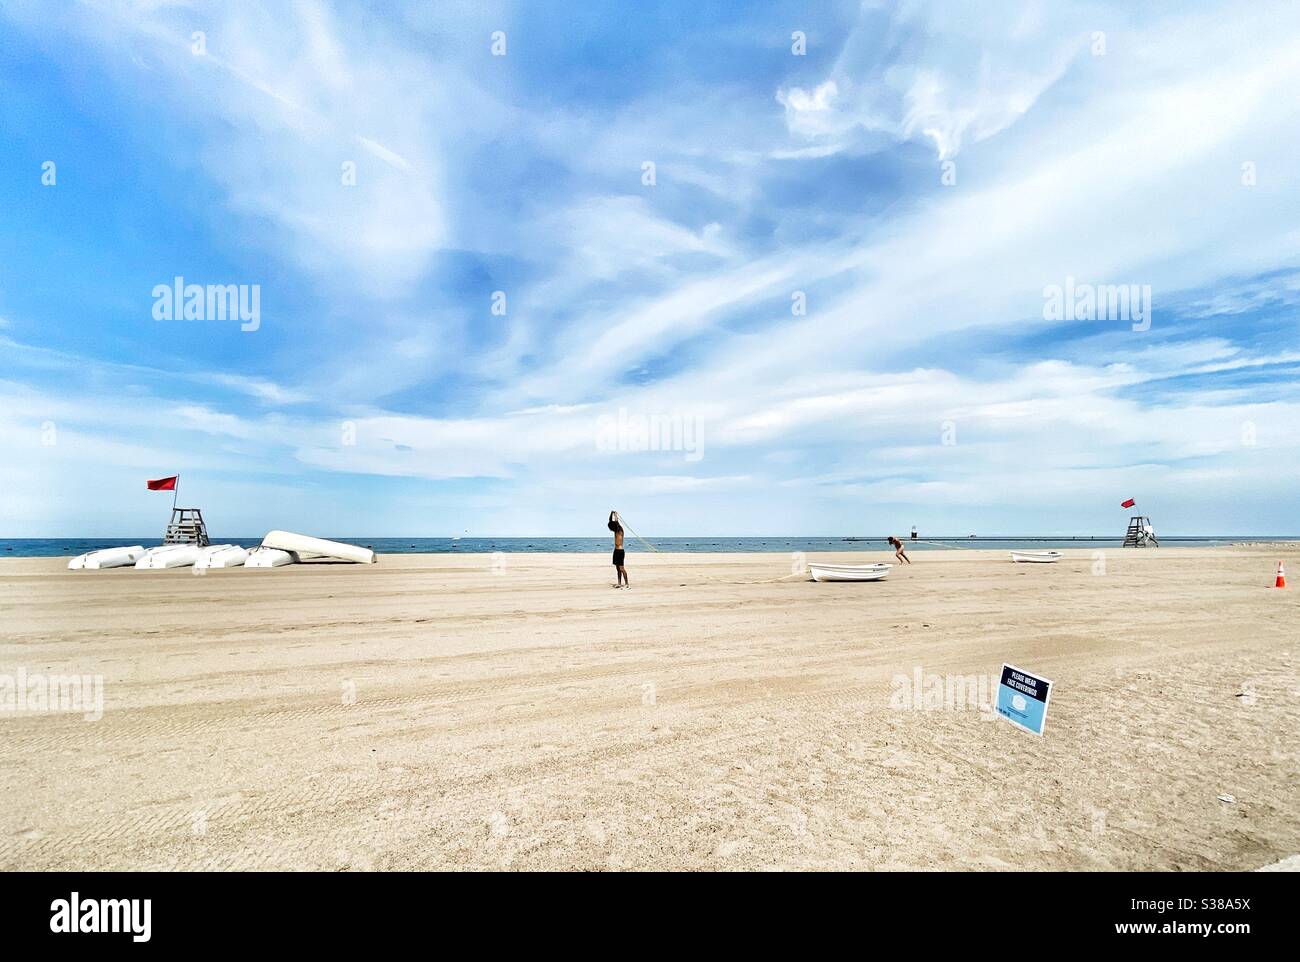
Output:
[
  {"xmin": 617, "ymin": 516, "xmax": 662, "ymax": 553},
  {"xmin": 614, "ymin": 517, "xmax": 811, "ymax": 581},
  {"xmin": 612, "ymin": 521, "xmax": 936, "ymax": 582},
  {"xmin": 681, "ymin": 571, "xmax": 810, "ymax": 586},
  {"xmin": 619, "ymin": 518, "xmax": 816, "ymax": 583}
]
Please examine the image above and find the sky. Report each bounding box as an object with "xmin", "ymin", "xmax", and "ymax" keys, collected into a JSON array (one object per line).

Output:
[{"xmin": 1, "ymin": 0, "xmax": 1298, "ymax": 538}]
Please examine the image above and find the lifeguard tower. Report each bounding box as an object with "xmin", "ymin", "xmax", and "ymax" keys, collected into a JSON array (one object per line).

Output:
[
  {"xmin": 1122, "ymin": 515, "xmax": 1158, "ymax": 547},
  {"xmin": 163, "ymin": 507, "xmax": 211, "ymax": 547}
]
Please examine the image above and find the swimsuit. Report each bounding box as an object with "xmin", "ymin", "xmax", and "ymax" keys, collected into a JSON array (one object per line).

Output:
[{"xmin": 612, "ymin": 548, "xmax": 625, "ymax": 566}]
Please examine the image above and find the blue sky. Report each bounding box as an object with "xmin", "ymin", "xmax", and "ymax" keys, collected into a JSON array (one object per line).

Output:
[{"xmin": 2, "ymin": 0, "xmax": 1299, "ymax": 537}]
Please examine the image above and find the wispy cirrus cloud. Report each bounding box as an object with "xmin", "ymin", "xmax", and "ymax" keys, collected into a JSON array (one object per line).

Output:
[{"xmin": 2, "ymin": 0, "xmax": 1299, "ymax": 537}]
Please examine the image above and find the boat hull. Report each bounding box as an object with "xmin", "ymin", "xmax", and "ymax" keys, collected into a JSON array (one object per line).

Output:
[
  {"xmin": 195, "ymin": 544, "xmax": 248, "ymax": 569},
  {"xmin": 1011, "ymin": 551, "xmax": 1062, "ymax": 564},
  {"xmin": 68, "ymin": 546, "xmax": 147, "ymax": 570},
  {"xmin": 809, "ymin": 563, "xmax": 891, "ymax": 582},
  {"xmin": 245, "ymin": 547, "xmax": 298, "ymax": 568},
  {"xmin": 134, "ymin": 545, "xmax": 201, "ymax": 569},
  {"xmin": 261, "ymin": 530, "xmax": 376, "ymax": 564}
]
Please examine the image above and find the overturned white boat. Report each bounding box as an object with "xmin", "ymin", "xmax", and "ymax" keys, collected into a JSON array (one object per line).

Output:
[
  {"xmin": 1010, "ymin": 550, "xmax": 1062, "ymax": 564},
  {"xmin": 809, "ymin": 562, "xmax": 892, "ymax": 582},
  {"xmin": 134, "ymin": 544, "xmax": 201, "ymax": 569},
  {"xmin": 67, "ymin": 545, "xmax": 147, "ymax": 570},
  {"xmin": 245, "ymin": 547, "xmax": 298, "ymax": 568},
  {"xmin": 261, "ymin": 530, "xmax": 376, "ymax": 564},
  {"xmin": 194, "ymin": 544, "xmax": 248, "ymax": 570}
]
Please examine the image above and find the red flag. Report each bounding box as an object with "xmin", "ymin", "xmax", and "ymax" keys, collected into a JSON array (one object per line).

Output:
[
  {"xmin": 147, "ymin": 476, "xmax": 178, "ymax": 491},
  {"xmin": 1120, "ymin": 498, "xmax": 1136, "ymax": 508}
]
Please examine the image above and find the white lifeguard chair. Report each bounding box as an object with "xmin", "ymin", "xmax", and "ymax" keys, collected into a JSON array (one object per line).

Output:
[
  {"xmin": 163, "ymin": 507, "xmax": 211, "ymax": 547},
  {"xmin": 1122, "ymin": 515, "xmax": 1158, "ymax": 547}
]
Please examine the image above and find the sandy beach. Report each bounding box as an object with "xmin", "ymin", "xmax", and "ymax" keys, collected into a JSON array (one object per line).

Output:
[{"xmin": 1, "ymin": 547, "xmax": 1296, "ymax": 871}]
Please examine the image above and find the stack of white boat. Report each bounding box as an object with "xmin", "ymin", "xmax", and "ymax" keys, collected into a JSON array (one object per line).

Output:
[{"xmin": 67, "ymin": 531, "xmax": 377, "ymax": 571}]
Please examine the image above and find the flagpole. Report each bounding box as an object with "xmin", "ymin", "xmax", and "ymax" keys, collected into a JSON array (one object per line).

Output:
[{"xmin": 173, "ymin": 473, "xmax": 179, "ymax": 512}]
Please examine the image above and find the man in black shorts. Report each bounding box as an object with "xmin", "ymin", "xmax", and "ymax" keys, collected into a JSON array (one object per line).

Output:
[{"xmin": 608, "ymin": 510, "xmax": 629, "ymax": 588}]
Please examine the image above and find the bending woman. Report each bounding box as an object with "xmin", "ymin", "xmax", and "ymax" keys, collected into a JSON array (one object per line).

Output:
[{"xmin": 887, "ymin": 535, "xmax": 911, "ymax": 564}]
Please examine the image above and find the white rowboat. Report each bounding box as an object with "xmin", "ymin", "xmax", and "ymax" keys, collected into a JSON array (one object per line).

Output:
[
  {"xmin": 245, "ymin": 547, "xmax": 298, "ymax": 568},
  {"xmin": 1010, "ymin": 551, "xmax": 1062, "ymax": 564},
  {"xmin": 261, "ymin": 530, "xmax": 376, "ymax": 564},
  {"xmin": 135, "ymin": 545, "xmax": 201, "ymax": 569},
  {"xmin": 809, "ymin": 563, "xmax": 892, "ymax": 582},
  {"xmin": 194, "ymin": 544, "xmax": 249, "ymax": 569},
  {"xmin": 68, "ymin": 546, "xmax": 147, "ymax": 570}
]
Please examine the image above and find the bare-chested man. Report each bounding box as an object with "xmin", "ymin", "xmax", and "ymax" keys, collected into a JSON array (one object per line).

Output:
[{"xmin": 608, "ymin": 511, "xmax": 629, "ymax": 587}]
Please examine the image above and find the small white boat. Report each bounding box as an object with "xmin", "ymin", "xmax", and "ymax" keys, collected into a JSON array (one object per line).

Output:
[
  {"xmin": 244, "ymin": 547, "xmax": 298, "ymax": 568},
  {"xmin": 194, "ymin": 544, "xmax": 248, "ymax": 570},
  {"xmin": 809, "ymin": 563, "xmax": 892, "ymax": 582},
  {"xmin": 1010, "ymin": 550, "xmax": 1062, "ymax": 564},
  {"xmin": 67, "ymin": 546, "xmax": 147, "ymax": 570},
  {"xmin": 134, "ymin": 544, "xmax": 201, "ymax": 569},
  {"xmin": 261, "ymin": 530, "xmax": 376, "ymax": 564}
]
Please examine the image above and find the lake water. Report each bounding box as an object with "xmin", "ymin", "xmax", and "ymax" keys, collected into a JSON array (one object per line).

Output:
[{"xmin": 2, "ymin": 536, "xmax": 1293, "ymax": 558}]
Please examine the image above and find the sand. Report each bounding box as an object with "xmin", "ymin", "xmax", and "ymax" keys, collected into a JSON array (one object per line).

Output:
[{"xmin": 0, "ymin": 547, "xmax": 1296, "ymax": 871}]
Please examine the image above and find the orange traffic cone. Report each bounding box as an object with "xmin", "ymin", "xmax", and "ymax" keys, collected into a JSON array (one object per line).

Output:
[{"xmin": 1275, "ymin": 561, "xmax": 1287, "ymax": 588}]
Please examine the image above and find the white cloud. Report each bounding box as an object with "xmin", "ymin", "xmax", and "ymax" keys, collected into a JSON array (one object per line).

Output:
[
  {"xmin": 27, "ymin": 0, "xmax": 451, "ymax": 294},
  {"xmin": 777, "ymin": 1, "xmax": 1091, "ymax": 158},
  {"xmin": 776, "ymin": 80, "xmax": 842, "ymax": 138},
  {"xmin": 5, "ymin": 0, "xmax": 1300, "ymax": 536},
  {"xmin": 205, "ymin": 374, "xmax": 310, "ymax": 406}
]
